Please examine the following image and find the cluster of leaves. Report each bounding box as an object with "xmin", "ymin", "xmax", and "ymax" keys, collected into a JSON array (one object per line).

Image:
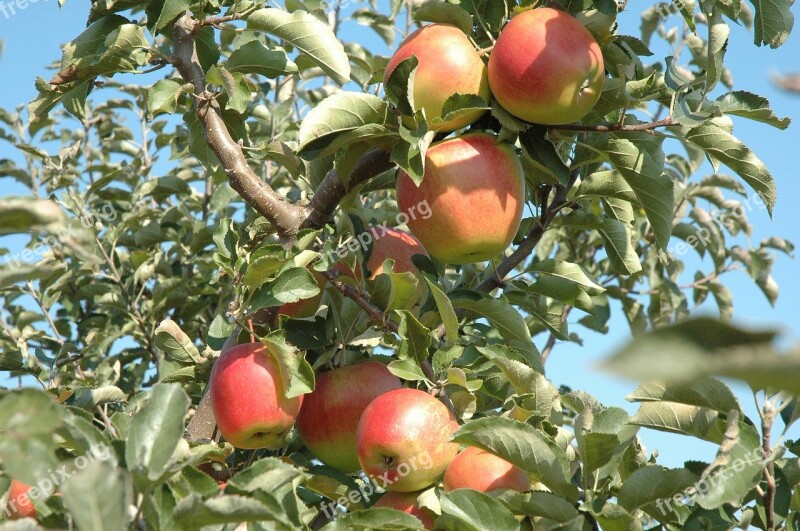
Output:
[{"xmin": 0, "ymin": 0, "xmax": 797, "ymax": 529}]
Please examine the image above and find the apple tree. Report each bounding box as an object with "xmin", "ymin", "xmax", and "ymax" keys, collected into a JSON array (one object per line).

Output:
[{"xmin": 0, "ymin": 0, "xmax": 798, "ymax": 529}]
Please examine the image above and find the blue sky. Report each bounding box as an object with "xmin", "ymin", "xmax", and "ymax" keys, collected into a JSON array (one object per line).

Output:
[{"xmin": 0, "ymin": 2, "xmax": 798, "ymax": 468}]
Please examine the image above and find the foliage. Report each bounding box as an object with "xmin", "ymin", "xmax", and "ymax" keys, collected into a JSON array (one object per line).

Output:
[{"xmin": 0, "ymin": 0, "xmax": 797, "ymax": 529}]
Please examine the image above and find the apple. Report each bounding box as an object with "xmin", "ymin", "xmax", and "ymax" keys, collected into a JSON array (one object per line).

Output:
[
  {"xmin": 295, "ymin": 361, "xmax": 402, "ymax": 473},
  {"xmin": 357, "ymin": 388, "xmax": 459, "ymax": 492},
  {"xmin": 488, "ymin": 7, "xmax": 605, "ymax": 125},
  {"xmin": 365, "ymin": 226, "xmax": 428, "ymax": 279},
  {"xmin": 373, "ymin": 491, "xmax": 435, "ymax": 529},
  {"xmin": 443, "ymin": 446, "xmax": 530, "ymax": 492},
  {"xmin": 396, "ymin": 133, "xmax": 525, "ymax": 264},
  {"xmin": 384, "ymin": 24, "xmax": 490, "ymax": 132},
  {"xmin": 276, "ymin": 268, "xmax": 326, "ymax": 319},
  {"xmin": 5, "ymin": 479, "xmax": 36, "ymax": 520},
  {"xmin": 210, "ymin": 342, "xmax": 304, "ymax": 449}
]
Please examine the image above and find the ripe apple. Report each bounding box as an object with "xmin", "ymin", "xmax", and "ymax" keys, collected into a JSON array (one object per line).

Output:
[
  {"xmin": 5, "ymin": 480, "xmax": 36, "ymax": 520},
  {"xmin": 210, "ymin": 342, "xmax": 304, "ymax": 449},
  {"xmin": 488, "ymin": 7, "xmax": 605, "ymax": 125},
  {"xmin": 384, "ymin": 24, "xmax": 489, "ymax": 132},
  {"xmin": 365, "ymin": 226, "xmax": 428, "ymax": 279},
  {"xmin": 276, "ymin": 268, "xmax": 326, "ymax": 319},
  {"xmin": 357, "ymin": 388, "xmax": 459, "ymax": 492},
  {"xmin": 396, "ymin": 133, "xmax": 525, "ymax": 264},
  {"xmin": 443, "ymin": 446, "xmax": 530, "ymax": 492},
  {"xmin": 373, "ymin": 491, "xmax": 436, "ymax": 529},
  {"xmin": 295, "ymin": 361, "xmax": 402, "ymax": 473}
]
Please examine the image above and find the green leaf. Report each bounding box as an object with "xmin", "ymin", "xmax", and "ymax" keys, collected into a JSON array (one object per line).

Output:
[
  {"xmin": 61, "ymin": 462, "xmax": 133, "ymax": 531},
  {"xmin": 438, "ymin": 489, "xmax": 519, "ymax": 531},
  {"xmin": 173, "ymin": 494, "xmax": 285, "ymax": 527},
  {"xmin": 519, "ymin": 127, "xmax": 570, "ymax": 185},
  {"xmin": 369, "ymin": 270, "xmax": 421, "ymax": 312},
  {"xmin": 146, "ymin": 0, "xmax": 189, "ymax": 33},
  {"xmin": 154, "ymin": 319, "xmax": 202, "ymax": 364},
  {"xmin": 630, "ymin": 402, "xmax": 724, "ymax": 442},
  {"xmin": 451, "ymin": 293, "xmax": 537, "ymax": 358},
  {"xmin": 71, "ymin": 386, "xmax": 127, "ymax": 409},
  {"xmin": 247, "ymin": 8, "xmax": 351, "ymax": 85},
  {"xmin": 412, "ymin": 3, "xmax": 473, "ymax": 34},
  {"xmin": 322, "ymin": 508, "xmax": 427, "ymax": 530},
  {"xmin": 387, "ymin": 359, "xmax": 428, "ymax": 382},
  {"xmin": 425, "ymin": 279, "xmax": 459, "ymax": 347},
  {"xmin": 685, "ymin": 118, "xmax": 777, "ymax": 216},
  {"xmin": 617, "ymin": 465, "xmax": 697, "ymax": 512},
  {"xmin": 298, "ymin": 92, "xmax": 389, "ymax": 158},
  {"xmin": 391, "ymin": 121, "xmax": 436, "ymax": 186},
  {"xmin": 715, "ymin": 91, "xmax": 791, "ymax": 129},
  {"xmin": 397, "ymin": 310, "xmax": 432, "ymax": 366},
  {"xmin": 561, "ymin": 211, "xmax": 642, "ymax": 275},
  {"xmin": 626, "ymin": 378, "xmax": 741, "ymax": 414},
  {"xmin": 146, "ymin": 79, "xmax": 190, "ymax": 119},
  {"xmin": 432, "ymin": 94, "xmax": 490, "ymax": 129},
  {"xmin": 0, "ymin": 197, "xmax": 65, "ymax": 234},
  {"xmin": 248, "ymin": 266, "xmax": 321, "ymax": 311},
  {"xmin": 748, "ymin": 0, "xmax": 794, "ymax": 48},
  {"xmin": 452, "ymin": 417, "xmax": 579, "ymax": 500},
  {"xmin": 125, "ymin": 383, "xmax": 190, "ymax": 488},
  {"xmin": 260, "ymin": 331, "xmax": 315, "ymax": 398},
  {"xmin": 498, "ymin": 491, "xmax": 580, "ymax": 522},
  {"xmin": 226, "ymin": 41, "xmax": 298, "ymax": 78},
  {"xmin": 476, "ymin": 345, "xmax": 547, "ymax": 398}
]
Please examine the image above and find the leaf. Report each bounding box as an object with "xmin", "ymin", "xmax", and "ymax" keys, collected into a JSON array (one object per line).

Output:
[
  {"xmin": 298, "ymin": 92, "xmax": 389, "ymax": 158},
  {"xmin": 438, "ymin": 489, "xmax": 519, "ymax": 531},
  {"xmin": 248, "ymin": 266, "xmax": 321, "ymax": 311},
  {"xmin": 247, "ymin": 8, "xmax": 351, "ymax": 85},
  {"xmin": 226, "ymin": 41, "xmax": 298, "ymax": 78},
  {"xmin": 561, "ymin": 211, "xmax": 642, "ymax": 275},
  {"xmin": 451, "ymin": 293, "xmax": 537, "ymax": 358},
  {"xmin": 260, "ymin": 332, "xmax": 315, "ymax": 398},
  {"xmin": 61, "ymin": 462, "xmax": 133, "ymax": 531},
  {"xmin": 0, "ymin": 197, "xmax": 65, "ymax": 234},
  {"xmin": 519, "ymin": 127, "xmax": 570, "ymax": 185},
  {"xmin": 432, "ymin": 94, "xmax": 490, "ymax": 129},
  {"xmin": 498, "ymin": 491, "xmax": 580, "ymax": 522},
  {"xmin": 397, "ymin": 310, "xmax": 432, "ymax": 366},
  {"xmin": 412, "ymin": 3, "xmax": 473, "ymax": 34},
  {"xmin": 146, "ymin": 79, "xmax": 189, "ymax": 118},
  {"xmin": 71, "ymin": 386, "xmax": 127, "ymax": 409},
  {"xmin": 173, "ymin": 494, "xmax": 286, "ymax": 527},
  {"xmin": 627, "ymin": 378, "xmax": 741, "ymax": 414},
  {"xmin": 125, "ymin": 383, "xmax": 190, "ymax": 488},
  {"xmin": 703, "ymin": 6, "xmax": 730, "ymax": 95},
  {"xmin": 425, "ymin": 279, "xmax": 459, "ymax": 347},
  {"xmin": 715, "ymin": 91, "xmax": 791, "ymax": 129},
  {"xmin": 452, "ymin": 417, "xmax": 578, "ymax": 500},
  {"xmin": 322, "ymin": 508, "xmax": 427, "ymax": 530},
  {"xmin": 476, "ymin": 345, "xmax": 547, "ymax": 399},
  {"xmin": 387, "ymin": 359, "xmax": 428, "ymax": 381},
  {"xmin": 748, "ymin": 0, "xmax": 794, "ymax": 48},
  {"xmin": 617, "ymin": 465, "xmax": 697, "ymax": 512},
  {"xmin": 146, "ymin": 0, "xmax": 190, "ymax": 33},
  {"xmin": 685, "ymin": 119, "xmax": 777, "ymax": 216},
  {"xmin": 528, "ymin": 259, "xmax": 605, "ymax": 294},
  {"xmin": 630, "ymin": 402, "xmax": 724, "ymax": 443},
  {"xmin": 154, "ymin": 319, "xmax": 201, "ymax": 364}
]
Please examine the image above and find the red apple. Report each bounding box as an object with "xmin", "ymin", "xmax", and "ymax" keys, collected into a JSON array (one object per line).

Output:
[
  {"xmin": 443, "ymin": 446, "xmax": 530, "ymax": 492},
  {"xmin": 276, "ymin": 268, "xmax": 326, "ymax": 319},
  {"xmin": 396, "ymin": 133, "xmax": 525, "ymax": 264},
  {"xmin": 296, "ymin": 361, "xmax": 402, "ymax": 473},
  {"xmin": 373, "ymin": 491, "xmax": 436, "ymax": 529},
  {"xmin": 5, "ymin": 480, "xmax": 36, "ymax": 520},
  {"xmin": 210, "ymin": 342, "xmax": 304, "ymax": 449},
  {"xmin": 357, "ymin": 388, "xmax": 459, "ymax": 492},
  {"xmin": 488, "ymin": 7, "xmax": 604, "ymax": 125},
  {"xmin": 365, "ymin": 227, "xmax": 428, "ymax": 279},
  {"xmin": 384, "ymin": 24, "xmax": 489, "ymax": 132}
]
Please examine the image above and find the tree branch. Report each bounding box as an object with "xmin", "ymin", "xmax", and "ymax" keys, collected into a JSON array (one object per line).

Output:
[
  {"xmin": 550, "ymin": 117, "xmax": 675, "ymax": 132},
  {"xmin": 171, "ymin": 14, "xmax": 307, "ymax": 239},
  {"xmin": 762, "ymin": 405, "xmax": 776, "ymax": 531}
]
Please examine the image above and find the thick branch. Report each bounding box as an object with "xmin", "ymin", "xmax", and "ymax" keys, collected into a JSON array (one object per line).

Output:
[
  {"xmin": 550, "ymin": 117, "xmax": 675, "ymax": 132},
  {"xmin": 762, "ymin": 411, "xmax": 776, "ymax": 531},
  {"xmin": 302, "ymin": 149, "xmax": 393, "ymax": 230},
  {"xmin": 171, "ymin": 14, "xmax": 307, "ymax": 239}
]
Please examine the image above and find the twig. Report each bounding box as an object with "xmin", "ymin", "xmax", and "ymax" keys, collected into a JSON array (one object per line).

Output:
[
  {"xmin": 549, "ymin": 117, "xmax": 675, "ymax": 133},
  {"xmin": 762, "ymin": 402, "xmax": 776, "ymax": 531},
  {"xmin": 540, "ymin": 306, "xmax": 572, "ymax": 364}
]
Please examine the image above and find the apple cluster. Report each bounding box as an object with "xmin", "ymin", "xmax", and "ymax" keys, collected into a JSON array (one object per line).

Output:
[{"xmin": 389, "ymin": 7, "xmax": 604, "ymax": 265}]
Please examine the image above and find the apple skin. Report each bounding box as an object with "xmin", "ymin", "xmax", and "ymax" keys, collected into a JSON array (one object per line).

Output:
[
  {"xmin": 295, "ymin": 361, "xmax": 402, "ymax": 473},
  {"xmin": 210, "ymin": 343, "xmax": 304, "ymax": 449},
  {"xmin": 5, "ymin": 480, "xmax": 36, "ymax": 520},
  {"xmin": 488, "ymin": 7, "xmax": 605, "ymax": 125},
  {"xmin": 276, "ymin": 268, "xmax": 326, "ymax": 319},
  {"xmin": 443, "ymin": 446, "xmax": 530, "ymax": 493},
  {"xmin": 384, "ymin": 24, "xmax": 490, "ymax": 132},
  {"xmin": 357, "ymin": 388, "xmax": 459, "ymax": 492},
  {"xmin": 373, "ymin": 491, "xmax": 436, "ymax": 529},
  {"xmin": 396, "ymin": 133, "xmax": 525, "ymax": 264},
  {"xmin": 365, "ymin": 227, "xmax": 428, "ymax": 279}
]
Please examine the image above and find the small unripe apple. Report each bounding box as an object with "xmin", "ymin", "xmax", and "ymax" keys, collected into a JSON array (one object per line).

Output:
[
  {"xmin": 396, "ymin": 133, "xmax": 525, "ymax": 264},
  {"xmin": 357, "ymin": 388, "xmax": 459, "ymax": 492},
  {"xmin": 443, "ymin": 446, "xmax": 530, "ymax": 492},
  {"xmin": 373, "ymin": 490, "xmax": 436, "ymax": 529},
  {"xmin": 295, "ymin": 361, "xmax": 402, "ymax": 473},
  {"xmin": 384, "ymin": 24, "xmax": 490, "ymax": 132},
  {"xmin": 488, "ymin": 7, "xmax": 605, "ymax": 125},
  {"xmin": 210, "ymin": 343, "xmax": 304, "ymax": 449},
  {"xmin": 365, "ymin": 227, "xmax": 428, "ymax": 279},
  {"xmin": 5, "ymin": 480, "xmax": 36, "ymax": 520}
]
